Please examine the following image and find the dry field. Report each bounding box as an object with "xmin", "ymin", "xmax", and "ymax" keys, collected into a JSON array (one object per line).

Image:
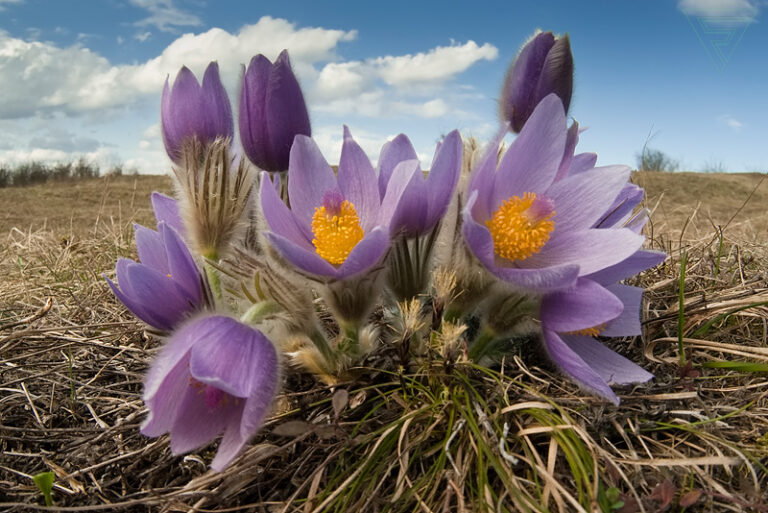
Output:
[{"xmin": 1, "ymin": 172, "xmax": 767, "ymax": 512}]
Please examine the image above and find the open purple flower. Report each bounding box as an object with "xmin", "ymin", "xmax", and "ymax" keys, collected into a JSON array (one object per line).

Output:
[
  {"xmin": 161, "ymin": 62, "xmax": 233, "ymax": 163},
  {"xmin": 106, "ymin": 222, "xmax": 203, "ymax": 331},
  {"xmin": 463, "ymin": 94, "xmax": 645, "ymax": 293},
  {"xmin": 377, "ymin": 130, "xmax": 462, "ymax": 238},
  {"xmin": 260, "ymin": 127, "xmax": 412, "ymax": 281},
  {"xmin": 239, "ymin": 50, "xmax": 311, "ymax": 172},
  {"xmin": 140, "ymin": 315, "xmax": 279, "ymax": 471},
  {"xmin": 502, "ymin": 31, "xmax": 573, "ymax": 133}
]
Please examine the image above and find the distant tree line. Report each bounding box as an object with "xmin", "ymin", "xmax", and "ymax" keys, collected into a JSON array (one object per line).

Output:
[
  {"xmin": 635, "ymin": 148, "xmax": 679, "ymax": 172},
  {"xmin": 0, "ymin": 159, "xmax": 136, "ymax": 188}
]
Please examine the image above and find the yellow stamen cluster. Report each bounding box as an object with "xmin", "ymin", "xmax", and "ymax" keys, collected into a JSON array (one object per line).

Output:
[
  {"xmin": 565, "ymin": 324, "xmax": 606, "ymax": 337},
  {"xmin": 312, "ymin": 200, "xmax": 364, "ymax": 265},
  {"xmin": 486, "ymin": 192, "xmax": 555, "ymax": 262}
]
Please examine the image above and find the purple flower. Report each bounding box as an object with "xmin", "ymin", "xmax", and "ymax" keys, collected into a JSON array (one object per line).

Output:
[
  {"xmin": 501, "ymin": 31, "xmax": 573, "ymax": 133},
  {"xmin": 463, "ymin": 94, "xmax": 645, "ymax": 292},
  {"xmin": 140, "ymin": 315, "xmax": 279, "ymax": 471},
  {"xmin": 540, "ymin": 279, "xmax": 654, "ymax": 404},
  {"xmin": 239, "ymin": 50, "xmax": 311, "ymax": 172},
  {"xmin": 106, "ymin": 222, "xmax": 203, "ymax": 331},
  {"xmin": 260, "ymin": 127, "xmax": 413, "ymax": 281},
  {"xmin": 378, "ymin": 130, "xmax": 462, "ymax": 238},
  {"xmin": 161, "ymin": 62, "xmax": 234, "ymax": 163}
]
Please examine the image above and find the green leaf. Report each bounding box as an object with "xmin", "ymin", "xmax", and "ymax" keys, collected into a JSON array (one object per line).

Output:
[
  {"xmin": 692, "ymin": 301, "xmax": 768, "ymax": 337},
  {"xmin": 32, "ymin": 471, "xmax": 55, "ymax": 506},
  {"xmin": 701, "ymin": 360, "xmax": 768, "ymax": 373}
]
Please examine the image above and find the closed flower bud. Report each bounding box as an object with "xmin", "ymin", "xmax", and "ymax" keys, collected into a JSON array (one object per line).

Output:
[
  {"xmin": 501, "ymin": 31, "xmax": 573, "ymax": 133},
  {"xmin": 161, "ymin": 62, "xmax": 234, "ymax": 163},
  {"xmin": 239, "ymin": 50, "xmax": 311, "ymax": 172}
]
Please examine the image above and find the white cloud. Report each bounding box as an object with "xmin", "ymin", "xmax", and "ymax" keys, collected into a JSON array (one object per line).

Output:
[
  {"xmin": 0, "ymin": 146, "xmax": 122, "ymax": 169},
  {"xmin": 678, "ymin": 0, "xmax": 759, "ymax": 19},
  {"xmin": 718, "ymin": 114, "xmax": 743, "ymax": 130},
  {"xmin": 130, "ymin": 0, "xmax": 203, "ymax": 32},
  {"xmin": 0, "ymin": 0, "xmax": 23, "ymax": 11},
  {"xmin": 135, "ymin": 31, "xmax": 152, "ymax": 43},
  {"xmin": 374, "ymin": 41, "xmax": 498, "ymax": 87}
]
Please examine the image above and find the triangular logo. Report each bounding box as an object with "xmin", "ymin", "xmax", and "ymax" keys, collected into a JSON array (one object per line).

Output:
[{"xmin": 686, "ymin": 15, "xmax": 751, "ymax": 70}]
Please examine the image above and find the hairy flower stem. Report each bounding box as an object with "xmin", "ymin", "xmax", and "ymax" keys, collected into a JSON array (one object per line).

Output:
[
  {"xmin": 309, "ymin": 327, "xmax": 336, "ymax": 369},
  {"xmin": 388, "ymin": 225, "xmax": 440, "ymax": 301},
  {"xmin": 240, "ymin": 300, "xmax": 280, "ymax": 325},
  {"xmin": 203, "ymin": 260, "xmax": 223, "ymax": 305}
]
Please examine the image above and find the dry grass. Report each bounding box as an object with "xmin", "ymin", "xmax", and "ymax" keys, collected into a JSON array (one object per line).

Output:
[{"xmin": 1, "ymin": 173, "xmax": 767, "ymax": 511}]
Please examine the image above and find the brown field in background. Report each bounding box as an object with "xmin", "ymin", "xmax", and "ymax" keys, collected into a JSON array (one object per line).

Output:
[
  {"xmin": 1, "ymin": 171, "xmax": 767, "ymax": 511},
  {"xmin": 0, "ymin": 171, "xmax": 766, "ymax": 239}
]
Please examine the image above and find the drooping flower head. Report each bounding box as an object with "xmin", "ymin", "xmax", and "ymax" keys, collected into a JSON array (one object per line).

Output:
[
  {"xmin": 261, "ymin": 126, "xmax": 415, "ymax": 282},
  {"xmin": 239, "ymin": 50, "xmax": 311, "ymax": 172},
  {"xmin": 106, "ymin": 221, "xmax": 203, "ymax": 332},
  {"xmin": 501, "ymin": 31, "xmax": 573, "ymax": 133},
  {"xmin": 161, "ymin": 62, "xmax": 234, "ymax": 163},
  {"xmin": 463, "ymin": 94, "xmax": 645, "ymax": 293},
  {"xmin": 140, "ymin": 315, "xmax": 279, "ymax": 471}
]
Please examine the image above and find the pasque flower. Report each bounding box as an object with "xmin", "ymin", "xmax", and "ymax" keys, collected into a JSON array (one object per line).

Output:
[
  {"xmin": 239, "ymin": 50, "xmax": 311, "ymax": 172},
  {"xmin": 501, "ymin": 31, "xmax": 573, "ymax": 133},
  {"xmin": 261, "ymin": 126, "xmax": 414, "ymax": 281},
  {"xmin": 161, "ymin": 62, "xmax": 234, "ymax": 163},
  {"xmin": 106, "ymin": 222, "xmax": 203, "ymax": 331},
  {"xmin": 140, "ymin": 315, "xmax": 279, "ymax": 471},
  {"xmin": 106, "ymin": 196, "xmax": 203, "ymax": 331},
  {"xmin": 463, "ymin": 94, "xmax": 645, "ymax": 292}
]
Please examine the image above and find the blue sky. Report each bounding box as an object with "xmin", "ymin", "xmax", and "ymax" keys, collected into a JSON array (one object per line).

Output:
[{"xmin": 0, "ymin": 0, "xmax": 765, "ymax": 173}]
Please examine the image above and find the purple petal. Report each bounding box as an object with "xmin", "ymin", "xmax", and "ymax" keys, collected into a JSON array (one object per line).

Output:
[
  {"xmin": 263, "ymin": 231, "xmax": 338, "ymax": 278},
  {"xmin": 468, "ymin": 125, "xmax": 508, "ymax": 222},
  {"xmin": 526, "ymin": 228, "xmax": 645, "ymax": 277},
  {"xmin": 595, "ymin": 183, "xmax": 644, "ymax": 229},
  {"xmin": 502, "ymin": 32, "xmax": 555, "ymax": 132},
  {"xmin": 337, "ymin": 226, "xmax": 390, "ymax": 279},
  {"xmin": 546, "ymin": 165, "xmax": 631, "ymax": 232},
  {"xmin": 554, "ymin": 120, "xmax": 579, "ymax": 182},
  {"xmin": 210, "ymin": 412, "xmax": 247, "ymax": 472},
  {"xmin": 586, "ymin": 250, "xmax": 666, "ymax": 285},
  {"xmin": 134, "ymin": 224, "xmax": 168, "ymax": 274},
  {"xmin": 169, "ymin": 383, "xmax": 240, "ymax": 454},
  {"xmin": 125, "ymin": 264, "xmax": 192, "ymax": 329},
  {"xmin": 569, "ymin": 152, "xmax": 597, "ymax": 175},
  {"xmin": 286, "ymin": 135, "xmax": 338, "ymax": 228},
  {"xmin": 201, "ymin": 61, "xmax": 234, "ymax": 142},
  {"xmin": 160, "ymin": 223, "xmax": 202, "ymax": 304},
  {"xmin": 337, "ymin": 126, "xmax": 380, "ymax": 232},
  {"xmin": 492, "ymin": 94, "xmax": 567, "ymax": 211},
  {"xmin": 384, "ymin": 160, "xmax": 427, "ymax": 236},
  {"xmin": 151, "ymin": 192, "xmax": 184, "ymax": 234},
  {"xmin": 625, "ymin": 210, "xmax": 649, "ymax": 233},
  {"xmin": 542, "ymin": 329, "xmax": 619, "ymax": 404},
  {"xmin": 140, "ymin": 353, "xmax": 192, "ymax": 437},
  {"xmin": 189, "ymin": 316, "xmax": 278, "ymax": 398},
  {"xmin": 424, "ymin": 130, "xmax": 462, "ymax": 230},
  {"xmin": 106, "ymin": 275, "xmax": 166, "ymax": 330},
  {"xmin": 259, "ymin": 172, "xmax": 313, "ymax": 248},
  {"xmin": 377, "ymin": 133, "xmax": 418, "ymax": 197},
  {"xmin": 560, "ymin": 333, "xmax": 653, "ymax": 386},
  {"xmin": 167, "ymin": 67, "xmax": 205, "ymax": 150},
  {"xmin": 540, "ymin": 278, "xmax": 623, "ymax": 333},
  {"xmin": 601, "ymin": 284, "xmax": 644, "ymax": 337},
  {"xmin": 533, "ymin": 35, "xmax": 573, "ymax": 113},
  {"xmin": 239, "ymin": 55, "xmax": 273, "ymax": 169}
]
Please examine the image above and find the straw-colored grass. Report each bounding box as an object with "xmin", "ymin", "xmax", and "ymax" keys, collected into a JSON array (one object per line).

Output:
[{"xmin": 1, "ymin": 173, "xmax": 767, "ymax": 511}]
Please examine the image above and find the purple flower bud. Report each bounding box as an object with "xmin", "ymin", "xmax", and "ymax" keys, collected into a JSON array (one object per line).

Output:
[
  {"xmin": 239, "ymin": 50, "xmax": 311, "ymax": 172},
  {"xmin": 161, "ymin": 62, "xmax": 234, "ymax": 163},
  {"xmin": 501, "ymin": 32, "xmax": 573, "ymax": 133},
  {"xmin": 139, "ymin": 315, "xmax": 279, "ymax": 471}
]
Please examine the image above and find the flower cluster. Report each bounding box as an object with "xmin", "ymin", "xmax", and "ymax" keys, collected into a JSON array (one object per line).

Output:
[{"xmin": 107, "ymin": 37, "xmax": 664, "ymax": 471}]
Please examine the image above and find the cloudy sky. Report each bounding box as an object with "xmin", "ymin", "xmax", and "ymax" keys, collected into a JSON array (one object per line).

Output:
[{"xmin": 0, "ymin": 0, "xmax": 766, "ymax": 174}]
